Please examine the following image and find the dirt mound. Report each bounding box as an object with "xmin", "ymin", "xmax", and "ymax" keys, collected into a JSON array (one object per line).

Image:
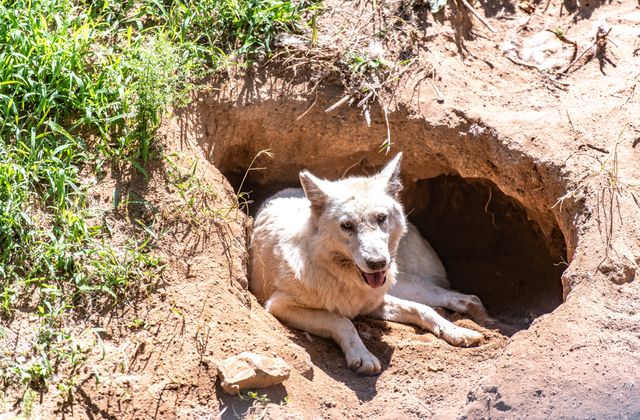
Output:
[{"xmin": 16, "ymin": 0, "xmax": 640, "ymax": 418}]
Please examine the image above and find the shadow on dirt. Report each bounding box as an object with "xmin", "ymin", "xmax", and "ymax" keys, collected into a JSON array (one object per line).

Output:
[
  {"xmin": 216, "ymin": 383, "xmax": 289, "ymax": 420},
  {"xmin": 560, "ymin": 0, "xmax": 613, "ymax": 22},
  {"xmin": 289, "ymin": 326, "xmax": 395, "ymax": 402}
]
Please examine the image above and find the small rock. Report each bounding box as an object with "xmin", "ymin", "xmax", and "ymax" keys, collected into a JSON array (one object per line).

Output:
[
  {"xmin": 483, "ymin": 385, "xmax": 499, "ymax": 394},
  {"xmin": 598, "ymin": 259, "xmax": 636, "ymax": 285},
  {"xmin": 427, "ymin": 364, "xmax": 443, "ymax": 372},
  {"xmin": 218, "ymin": 352, "xmax": 290, "ymax": 394},
  {"xmin": 468, "ymin": 123, "xmax": 486, "ymax": 138},
  {"xmin": 467, "ymin": 390, "xmax": 477, "ymax": 402},
  {"xmin": 323, "ymin": 399, "xmax": 336, "ymax": 408}
]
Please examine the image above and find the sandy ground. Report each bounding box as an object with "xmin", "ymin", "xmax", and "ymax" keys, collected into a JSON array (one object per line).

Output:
[{"xmin": 8, "ymin": 1, "xmax": 640, "ymax": 418}]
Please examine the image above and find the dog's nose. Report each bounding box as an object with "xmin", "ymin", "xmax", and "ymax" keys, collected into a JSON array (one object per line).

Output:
[{"xmin": 366, "ymin": 259, "xmax": 387, "ymax": 271}]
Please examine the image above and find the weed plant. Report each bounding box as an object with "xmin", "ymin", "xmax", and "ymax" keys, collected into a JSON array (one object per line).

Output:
[{"xmin": 0, "ymin": 0, "xmax": 312, "ymax": 410}]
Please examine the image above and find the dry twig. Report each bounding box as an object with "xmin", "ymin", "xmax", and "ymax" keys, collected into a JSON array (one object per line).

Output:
[
  {"xmin": 430, "ymin": 79, "xmax": 445, "ymax": 103},
  {"xmin": 324, "ymin": 94, "xmax": 351, "ymax": 113},
  {"xmin": 296, "ymin": 91, "xmax": 318, "ymax": 120},
  {"xmin": 503, "ymin": 53, "xmax": 570, "ymax": 88},
  {"xmin": 484, "ymin": 184, "xmax": 498, "ymax": 228},
  {"xmin": 560, "ymin": 26, "xmax": 612, "ymax": 74},
  {"xmin": 379, "ymin": 106, "xmax": 392, "ymax": 154},
  {"xmin": 459, "ymin": 0, "xmax": 497, "ymax": 34},
  {"xmin": 566, "ymin": 110, "xmax": 609, "ymax": 153}
]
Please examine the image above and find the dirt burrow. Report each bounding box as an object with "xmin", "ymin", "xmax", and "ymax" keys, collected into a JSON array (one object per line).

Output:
[
  {"xmin": 185, "ymin": 77, "xmax": 639, "ymax": 417},
  {"xmin": 203, "ymin": 95, "xmax": 570, "ymax": 329},
  {"xmin": 185, "ymin": 2, "xmax": 640, "ymax": 408},
  {"xmin": 39, "ymin": 1, "xmax": 640, "ymax": 418}
]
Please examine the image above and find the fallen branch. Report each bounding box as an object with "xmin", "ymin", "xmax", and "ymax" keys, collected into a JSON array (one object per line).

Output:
[
  {"xmin": 324, "ymin": 94, "xmax": 351, "ymax": 113},
  {"xmin": 430, "ymin": 80, "xmax": 445, "ymax": 103},
  {"xmin": 560, "ymin": 26, "xmax": 612, "ymax": 74},
  {"xmin": 460, "ymin": 0, "xmax": 497, "ymax": 34},
  {"xmin": 356, "ymin": 91, "xmax": 374, "ymax": 108},
  {"xmin": 503, "ymin": 53, "xmax": 570, "ymax": 88},
  {"xmin": 363, "ymin": 102, "xmax": 371, "ymax": 126},
  {"xmin": 379, "ymin": 106, "xmax": 392, "ymax": 154},
  {"xmin": 296, "ymin": 92, "xmax": 318, "ymax": 121},
  {"xmin": 579, "ymin": 143, "xmax": 610, "ymax": 154},
  {"xmin": 503, "ymin": 53, "xmax": 542, "ymax": 71},
  {"xmin": 566, "ymin": 110, "xmax": 609, "ymax": 153},
  {"xmin": 560, "ymin": 41, "xmax": 596, "ymax": 74}
]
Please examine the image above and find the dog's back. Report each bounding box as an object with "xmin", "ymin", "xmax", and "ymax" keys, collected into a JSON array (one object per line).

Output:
[{"xmin": 249, "ymin": 188, "xmax": 311, "ymax": 302}]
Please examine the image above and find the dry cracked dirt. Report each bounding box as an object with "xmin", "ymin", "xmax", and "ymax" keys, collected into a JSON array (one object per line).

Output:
[{"xmin": 16, "ymin": 0, "xmax": 640, "ymax": 419}]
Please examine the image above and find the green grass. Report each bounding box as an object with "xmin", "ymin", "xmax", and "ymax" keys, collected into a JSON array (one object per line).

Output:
[{"xmin": 0, "ymin": 0, "xmax": 315, "ymax": 411}]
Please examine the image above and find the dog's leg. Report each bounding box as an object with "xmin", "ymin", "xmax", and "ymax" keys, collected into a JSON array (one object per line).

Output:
[
  {"xmin": 420, "ymin": 286, "xmax": 494, "ymax": 323},
  {"xmin": 369, "ymin": 295, "xmax": 483, "ymax": 347},
  {"xmin": 392, "ymin": 280, "xmax": 494, "ymax": 324},
  {"xmin": 267, "ymin": 296, "xmax": 381, "ymax": 375}
]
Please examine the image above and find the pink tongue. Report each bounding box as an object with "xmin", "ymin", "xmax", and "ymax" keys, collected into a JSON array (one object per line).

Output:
[{"xmin": 364, "ymin": 271, "xmax": 386, "ymax": 288}]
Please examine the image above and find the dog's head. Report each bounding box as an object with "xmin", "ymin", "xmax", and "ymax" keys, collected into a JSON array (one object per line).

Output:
[{"xmin": 299, "ymin": 153, "xmax": 408, "ymax": 289}]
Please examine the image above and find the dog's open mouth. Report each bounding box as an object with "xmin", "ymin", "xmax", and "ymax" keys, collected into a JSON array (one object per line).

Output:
[{"xmin": 359, "ymin": 269, "xmax": 387, "ymax": 288}]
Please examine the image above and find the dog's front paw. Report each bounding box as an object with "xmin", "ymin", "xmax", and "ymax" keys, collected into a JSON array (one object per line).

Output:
[
  {"xmin": 440, "ymin": 325, "xmax": 483, "ymax": 347},
  {"xmin": 345, "ymin": 349, "xmax": 381, "ymax": 375}
]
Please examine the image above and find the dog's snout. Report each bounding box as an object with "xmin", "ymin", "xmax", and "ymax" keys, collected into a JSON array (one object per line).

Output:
[{"xmin": 366, "ymin": 259, "xmax": 387, "ymax": 271}]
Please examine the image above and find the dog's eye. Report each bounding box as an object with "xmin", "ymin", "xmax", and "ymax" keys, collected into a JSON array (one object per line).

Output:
[
  {"xmin": 340, "ymin": 221, "xmax": 354, "ymax": 231},
  {"xmin": 376, "ymin": 214, "xmax": 387, "ymax": 224}
]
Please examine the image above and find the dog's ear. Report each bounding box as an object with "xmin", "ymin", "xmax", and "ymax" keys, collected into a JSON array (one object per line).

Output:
[
  {"xmin": 377, "ymin": 152, "xmax": 403, "ymax": 198},
  {"xmin": 299, "ymin": 170, "xmax": 328, "ymax": 210}
]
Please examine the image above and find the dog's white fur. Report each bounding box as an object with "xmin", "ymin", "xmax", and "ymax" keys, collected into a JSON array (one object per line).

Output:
[{"xmin": 249, "ymin": 153, "xmax": 489, "ymax": 374}]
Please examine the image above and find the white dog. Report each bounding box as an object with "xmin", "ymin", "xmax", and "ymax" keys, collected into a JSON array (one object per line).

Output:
[{"xmin": 249, "ymin": 153, "xmax": 489, "ymax": 375}]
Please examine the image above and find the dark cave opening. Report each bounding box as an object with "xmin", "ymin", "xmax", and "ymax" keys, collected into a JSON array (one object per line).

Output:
[{"xmin": 407, "ymin": 175, "xmax": 566, "ymax": 327}]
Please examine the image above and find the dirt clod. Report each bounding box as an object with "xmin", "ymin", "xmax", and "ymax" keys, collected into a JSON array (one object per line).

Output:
[
  {"xmin": 598, "ymin": 258, "xmax": 637, "ymax": 285},
  {"xmin": 218, "ymin": 352, "xmax": 291, "ymax": 395}
]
